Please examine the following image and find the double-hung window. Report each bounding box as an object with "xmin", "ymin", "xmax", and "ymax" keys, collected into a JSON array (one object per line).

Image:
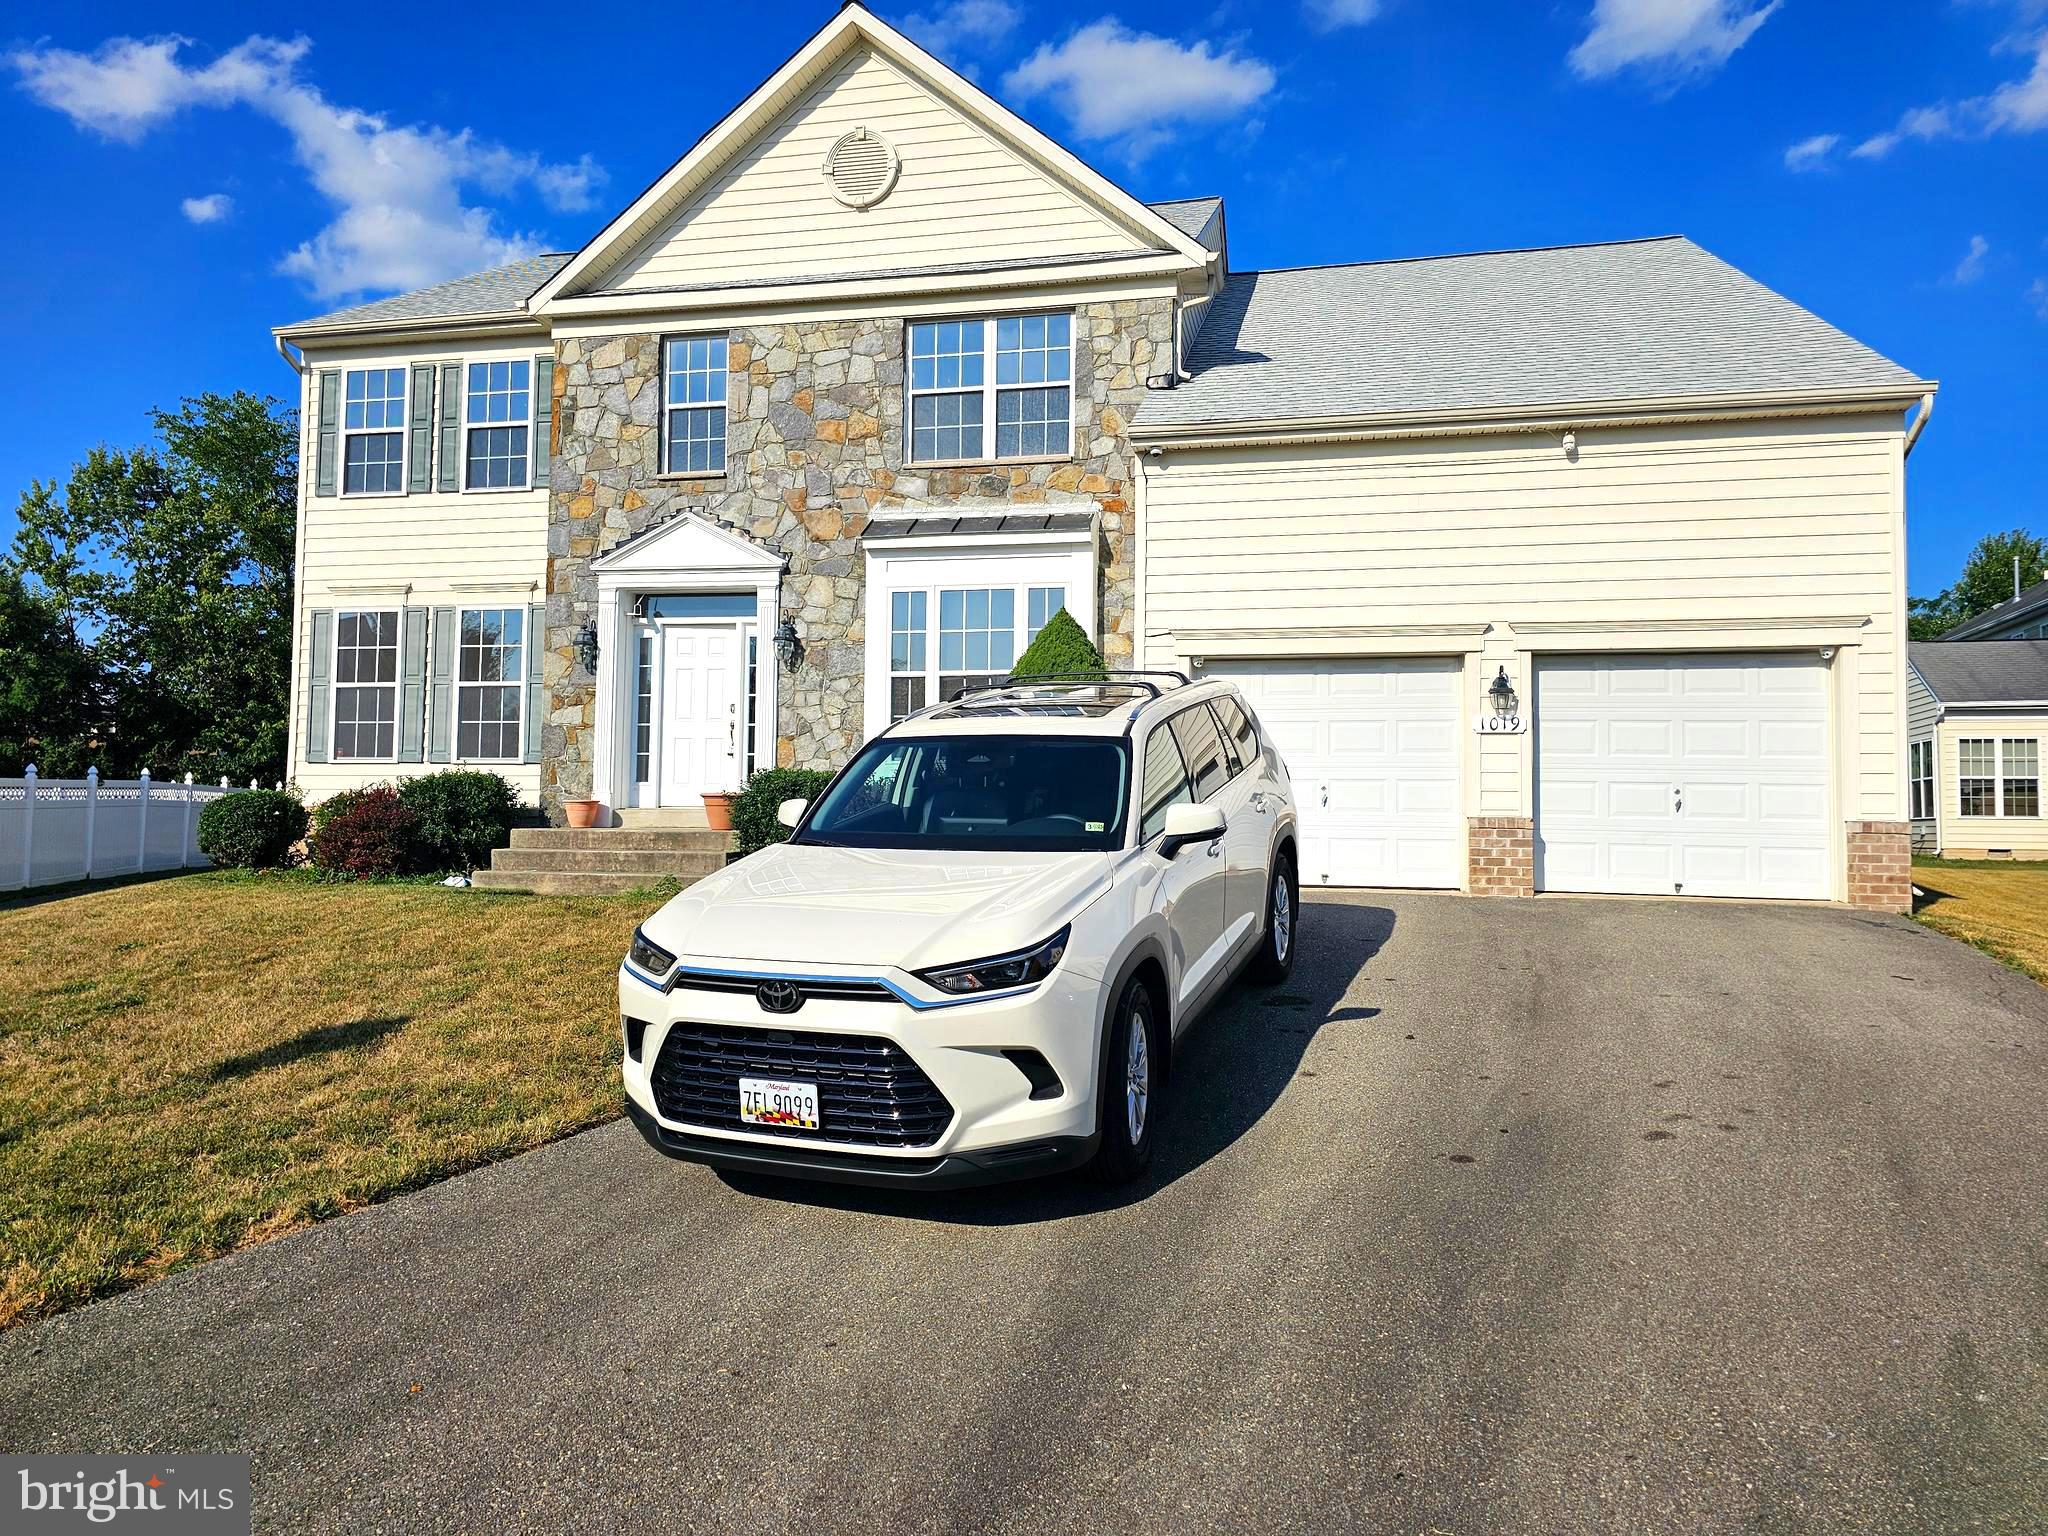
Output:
[
  {"xmin": 1960, "ymin": 737, "xmax": 2041, "ymax": 817},
  {"xmin": 1959, "ymin": 738, "xmax": 1998, "ymax": 816},
  {"xmin": 465, "ymin": 361, "xmax": 531, "ymax": 489},
  {"xmin": 333, "ymin": 611, "xmax": 400, "ymax": 760},
  {"xmin": 341, "ymin": 369, "xmax": 406, "ymax": 494},
  {"xmin": 1909, "ymin": 741, "xmax": 1934, "ymax": 820},
  {"xmin": 908, "ymin": 312, "xmax": 1072, "ymax": 464},
  {"xmin": 664, "ymin": 336, "xmax": 728, "ymax": 474},
  {"xmin": 456, "ymin": 608, "xmax": 524, "ymax": 760}
]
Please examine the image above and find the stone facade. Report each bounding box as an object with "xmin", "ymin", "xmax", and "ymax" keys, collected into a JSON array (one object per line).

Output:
[
  {"xmin": 1468, "ymin": 816, "xmax": 1535, "ymax": 897},
  {"xmin": 1845, "ymin": 819, "xmax": 1912, "ymax": 912},
  {"xmin": 538, "ymin": 297, "xmax": 1172, "ymax": 818}
]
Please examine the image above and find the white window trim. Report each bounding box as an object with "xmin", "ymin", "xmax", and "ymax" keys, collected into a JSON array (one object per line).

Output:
[
  {"xmin": 339, "ymin": 367, "xmax": 408, "ymax": 499},
  {"xmin": 1909, "ymin": 739, "xmax": 1934, "ymax": 821},
  {"xmin": 661, "ymin": 334, "xmax": 730, "ymax": 478},
  {"xmin": 461, "ymin": 359, "xmax": 535, "ymax": 494},
  {"xmin": 452, "ymin": 605, "xmax": 526, "ymax": 764},
  {"xmin": 331, "ymin": 608, "xmax": 401, "ymax": 763},
  {"xmin": 861, "ymin": 532, "xmax": 1094, "ymax": 740},
  {"xmin": 904, "ymin": 310, "xmax": 1076, "ymax": 468},
  {"xmin": 1957, "ymin": 735, "xmax": 2040, "ymax": 818}
]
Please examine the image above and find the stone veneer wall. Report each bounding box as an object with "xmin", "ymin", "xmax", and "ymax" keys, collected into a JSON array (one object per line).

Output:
[{"xmin": 538, "ymin": 297, "xmax": 1172, "ymax": 819}]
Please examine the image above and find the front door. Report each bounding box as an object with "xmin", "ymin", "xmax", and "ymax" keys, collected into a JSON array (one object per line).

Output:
[{"xmin": 658, "ymin": 624, "xmax": 742, "ymax": 805}]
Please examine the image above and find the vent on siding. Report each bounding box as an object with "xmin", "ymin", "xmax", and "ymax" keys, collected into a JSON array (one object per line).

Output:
[{"xmin": 822, "ymin": 128, "xmax": 900, "ymax": 209}]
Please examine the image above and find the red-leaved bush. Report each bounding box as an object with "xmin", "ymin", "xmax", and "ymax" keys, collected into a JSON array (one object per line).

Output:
[{"xmin": 310, "ymin": 786, "xmax": 421, "ymax": 879}]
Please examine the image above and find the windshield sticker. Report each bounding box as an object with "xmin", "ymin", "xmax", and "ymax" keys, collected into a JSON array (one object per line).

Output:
[{"xmin": 1086, "ymin": 821, "xmax": 1105, "ymax": 831}]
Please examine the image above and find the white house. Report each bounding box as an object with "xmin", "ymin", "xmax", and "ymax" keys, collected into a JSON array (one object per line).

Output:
[{"xmin": 273, "ymin": 3, "xmax": 1933, "ymax": 910}]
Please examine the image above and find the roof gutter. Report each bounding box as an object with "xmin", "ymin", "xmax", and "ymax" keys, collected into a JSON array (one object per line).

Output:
[
  {"xmin": 1903, "ymin": 390, "xmax": 1934, "ymax": 459},
  {"xmin": 274, "ymin": 335, "xmax": 303, "ymax": 375}
]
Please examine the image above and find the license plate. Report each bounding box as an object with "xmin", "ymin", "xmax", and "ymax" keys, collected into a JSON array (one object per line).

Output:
[{"xmin": 738, "ymin": 1076, "xmax": 820, "ymax": 1132}]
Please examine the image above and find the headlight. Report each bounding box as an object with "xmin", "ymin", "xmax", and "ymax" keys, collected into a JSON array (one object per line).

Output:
[
  {"xmin": 917, "ymin": 927, "xmax": 1070, "ymax": 996},
  {"xmin": 626, "ymin": 927, "xmax": 677, "ymax": 979}
]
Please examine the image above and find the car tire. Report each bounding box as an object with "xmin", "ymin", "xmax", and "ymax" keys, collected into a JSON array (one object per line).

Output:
[
  {"xmin": 1250, "ymin": 849, "xmax": 1298, "ymax": 984},
  {"xmin": 1089, "ymin": 975, "xmax": 1161, "ymax": 1185}
]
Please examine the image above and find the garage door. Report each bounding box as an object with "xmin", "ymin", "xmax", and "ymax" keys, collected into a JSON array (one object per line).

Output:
[
  {"xmin": 1535, "ymin": 653, "xmax": 1831, "ymax": 899},
  {"xmin": 1199, "ymin": 657, "xmax": 1461, "ymax": 888}
]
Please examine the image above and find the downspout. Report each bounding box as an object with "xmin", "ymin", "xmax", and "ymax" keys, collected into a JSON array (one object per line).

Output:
[
  {"xmin": 1903, "ymin": 391, "xmax": 1933, "ymax": 458},
  {"xmin": 275, "ymin": 335, "xmax": 304, "ymax": 375}
]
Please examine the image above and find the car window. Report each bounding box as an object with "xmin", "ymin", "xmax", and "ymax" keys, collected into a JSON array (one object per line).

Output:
[
  {"xmin": 1206, "ymin": 702, "xmax": 1242, "ymax": 778},
  {"xmin": 1138, "ymin": 725, "xmax": 1193, "ymax": 842},
  {"xmin": 1212, "ymin": 694, "xmax": 1258, "ymax": 768},
  {"xmin": 1169, "ymin": 705, "xmax": 1229, "ymax": 802}
]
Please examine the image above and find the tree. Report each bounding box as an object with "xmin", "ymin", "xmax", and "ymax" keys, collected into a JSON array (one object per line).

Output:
[
  {"xmin": 0, "ymin": 565, "xmax": 101, "ymax": 776},
  {"xmin": 1910, "ymin": 528, "xmax": 2048, "ymax": 641},
  {"xmin": 1012, "ymin": 608, "xmax": 1105, "ymax": 678},
  {"xmin": 7, "ymin": 392, "xmax": 297, "ymax": 781}
]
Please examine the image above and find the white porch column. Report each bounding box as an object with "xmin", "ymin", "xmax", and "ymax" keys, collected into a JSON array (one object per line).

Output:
[{"xmin": 589, "ymin": 586, "xmax": 630, "ymax": 825}]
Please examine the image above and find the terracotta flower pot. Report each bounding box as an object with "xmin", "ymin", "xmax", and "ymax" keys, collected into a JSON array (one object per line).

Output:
[
  {"xmin": 564, "ymin": 798, "xmax": 602, "ymax": 830},
  {"xmin": 702, "ymin": 792, "xmax": 737, "ymax": 831}
]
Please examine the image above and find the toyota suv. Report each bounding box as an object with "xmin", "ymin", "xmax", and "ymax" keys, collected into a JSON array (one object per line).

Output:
[{"xmin": 618, "ymin": 672, "xmax": 1297, "ymax": 1188}]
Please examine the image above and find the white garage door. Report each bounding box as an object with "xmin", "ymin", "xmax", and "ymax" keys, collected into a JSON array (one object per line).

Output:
[
  {"xmin": 1535, "ymin": 653, "xmax": 1831, "ymax": 900},
  {"xmin": 1199, "ymin": 657, "xmax": 1461, "ymax": 889}
]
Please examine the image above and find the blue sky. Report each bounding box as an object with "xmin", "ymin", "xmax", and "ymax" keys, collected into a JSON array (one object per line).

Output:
[{"xmin": 2, "ymin": 0, "xmax": 2043, "ymax": 593}]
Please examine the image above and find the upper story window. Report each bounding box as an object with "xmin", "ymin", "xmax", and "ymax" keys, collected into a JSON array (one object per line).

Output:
[
  {"xmin": 465, "ymin": 361, "xmax": 531, "ymax": 490},
  {"xmin": 908, "ymin": 312, "xmax": 1072, "ymax": 465},
  {"xmin": 342, "ymin": 369, "xmax": 406, "ymax": 495},
  {"xmin": 664, "ymin": 336, "xmax": 728, "ymax": 474},
  {"xmin": 332, "ymin": 610, "xmax": 399, "ymax": 760}
]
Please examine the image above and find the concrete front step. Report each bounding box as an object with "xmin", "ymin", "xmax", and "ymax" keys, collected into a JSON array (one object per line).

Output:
[
  {"xmin": 510, "ymin": 826, "xmax": 735, "ymax": 852},
  {"xmin": 471, "ymin": 869, "xmax": 690, "ymax": 896},
  {"xmin": 489, "ymin": 847, "xmax": 731, "ymax": 877}
]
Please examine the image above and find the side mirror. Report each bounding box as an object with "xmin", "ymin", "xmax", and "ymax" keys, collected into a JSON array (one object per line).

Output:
[
  {"xmin": 776, "ymin": 797, "xmax": 809, "ymax": 829},
  {"xmin": 1158, "ymin": 801, "xmax": 1226, "ymax": 858}
]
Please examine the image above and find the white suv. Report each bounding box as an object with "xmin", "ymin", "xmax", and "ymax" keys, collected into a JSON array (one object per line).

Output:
[{"xmin": 618, "ymin": 672, "xmax": 1298, "ymax": 1187}]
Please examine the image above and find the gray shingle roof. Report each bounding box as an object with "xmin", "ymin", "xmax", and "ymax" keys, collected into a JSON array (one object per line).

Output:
[
  {"xmin": 279, "ymin": 253, "xmax": 572, "ymax": 334},
  {"xmin": 1135, "ymin": 236, "xmax": 1929, "ymax": 432},
  {"xmin": 1147, "ymin": 197, "xmax": 1221, "ymax": 241},
  {"xmin": 1910, "ymin": 641, "xmax": 2048, "ymax": 705},
  {"xmin": 1938, "ymin": 580, "xmax": 2048, "ymax": 641}
]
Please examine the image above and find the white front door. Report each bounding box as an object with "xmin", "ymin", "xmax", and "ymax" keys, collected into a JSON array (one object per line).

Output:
[
  {"xmin": 1534, "ymin": 652, "xmax": 1832, "ymax": 899},
  {"xmin": 658, "ymin": 624, "xmax": 743, "ymax": 805},
  {"xmin": 1201, "ymin": 657, "xmax": 1463, "ymax": 889}
]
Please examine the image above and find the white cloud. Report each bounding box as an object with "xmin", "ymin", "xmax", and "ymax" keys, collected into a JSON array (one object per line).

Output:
[
  {"xmin": 1569, "ymin": 0, "xmax": 1781, "ymax": 81},
  {"xmin": 1003, "ymin": 20, "xmax": 1277, "ymax": 160},
  {"xmin": 1303, "ymin": 0, "xmax": 1383, "ymax": 30},
  {"xmin": 1783, "ymin": 132, "xmax": 1840, "ymax": 171},
  {"xmin": 1951, "ymin": 234, "xmax": 1991, "ymax": 284},
  {"xmin": 1850, "ymin": 33, "xmax": 2048, "ymax": 158},
  {"xmin": 181, "ymin": 192, "xmax": 233, "ymax": 224},
  {"xmin": 898, "ymin": 0, "xmax": 1020, "ymax": 57},
  {"xmin": 8, "ymin": 34, "xmax": 605, "ymax": 299},
  {"xmin": 1853, "ymin": 105, "xmax": 1954, "ymax": 159},
  {"xmin": 2031, "ymin": 277, "xmax": 2048, "ymax": 320}
]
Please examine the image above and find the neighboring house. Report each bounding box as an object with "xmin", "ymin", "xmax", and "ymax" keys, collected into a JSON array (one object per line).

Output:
[
  {"xmin": 1907, "ymin": 641, "xmax": 2048, "ymax": 858},
  {"xmin": 272, "ymin": 3, "xmax": 1933, "ymax": 910},
  {"xmin": 1934, "ymin": 576, "xmax": 2048, "ymax": 642}
]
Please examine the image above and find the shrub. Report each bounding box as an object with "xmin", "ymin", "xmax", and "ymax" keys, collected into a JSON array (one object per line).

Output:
[
  {"xmin": 732, "ymin": 766, "xmax": 835, "ymax": 856},
  {"xmin": 310, "ymin": 786, "xmax": 422, "ymax": 879},
  {"xmin": 398, "ymin": 770, "xmax": 520, "ymax": 873},
  {"xmin": 1012, "ymin": 607, "xmax": 1104, "ymax": 679},
  {"xmin": 196, "ymin": 789, "xmax": 307, "ymax": 870},
  {"xmin": 311, "ymin": 784, "xmax": 383, "ymax": 835}
]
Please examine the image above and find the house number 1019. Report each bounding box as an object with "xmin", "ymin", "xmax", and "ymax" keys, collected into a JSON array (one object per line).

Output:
[{"xmin": 1472, "ymin": 712, "xmax": 1528, "ymax": 735}]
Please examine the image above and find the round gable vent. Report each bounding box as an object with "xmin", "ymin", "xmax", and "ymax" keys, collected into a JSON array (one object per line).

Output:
[{"xmin": 822, "ymin": 127, "xmax": 900, "ymax": 209}]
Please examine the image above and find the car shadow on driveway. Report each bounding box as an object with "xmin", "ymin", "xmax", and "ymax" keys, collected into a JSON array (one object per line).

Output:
[{"xmin": 717, "ymin": 898, "xmax": 1395, "ymax": 1225}]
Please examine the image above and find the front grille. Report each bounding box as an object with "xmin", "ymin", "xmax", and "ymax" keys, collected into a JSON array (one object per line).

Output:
[
  {"xmin": 669, "ymin": 969, "xmax": 895, "ymax": 1005},
  {"xmin": 648, "ymin": 1021, "xmax": 955, "ymax": 1149}
]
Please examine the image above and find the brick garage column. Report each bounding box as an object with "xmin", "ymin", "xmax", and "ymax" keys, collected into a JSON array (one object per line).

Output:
[
  {"xmin": 1845, "ymin": 820, "xmax": 1911, "ymax": 913},
  {"xmin": 1468, "ymin": 816, "xmax": 1534, "ymax": 896}
]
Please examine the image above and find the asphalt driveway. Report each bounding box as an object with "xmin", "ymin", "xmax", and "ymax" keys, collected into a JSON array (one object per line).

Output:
[{"xmin": 4, "ymin": 893, "xmax": 2045, "ymax": 1533}]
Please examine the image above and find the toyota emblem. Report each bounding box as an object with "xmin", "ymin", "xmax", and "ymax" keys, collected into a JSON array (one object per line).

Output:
[{"xmin": 756, "ymin": 979, "xmax": 803, "ymax": 1015}]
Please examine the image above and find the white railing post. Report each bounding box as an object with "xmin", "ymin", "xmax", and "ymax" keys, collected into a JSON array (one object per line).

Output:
[
  {"xmin": 83, "ymin": 767, "xmax": 98, "ymax": 879},
  {"xmin": 249, "ymin": 777, "xmax": 259, "ymax": 791},
  {"xmin": 182, "ymin": 772, "xmax": 197, "ymax": 867},
  {"xmin": 20, "ymin": 763, "xmax": 34, "ymax": 888},
  {"xmin": 136, "ymin": 769, "xmax": 151, "ymax": 873}
]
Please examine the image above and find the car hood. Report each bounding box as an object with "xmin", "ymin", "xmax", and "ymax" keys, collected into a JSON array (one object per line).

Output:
[{"xmin": 640, "ymin": 842, "xmax": 1111, "ymax": 972}]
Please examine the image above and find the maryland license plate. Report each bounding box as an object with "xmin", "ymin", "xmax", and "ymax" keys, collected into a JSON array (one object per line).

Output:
[{"xmin": 738, "ymin": 1076, "xmax": 820, "ymax": 1132}]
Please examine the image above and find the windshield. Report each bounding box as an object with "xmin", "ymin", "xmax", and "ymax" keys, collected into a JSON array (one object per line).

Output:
[{"xmin": 795, "ymin": 734, "xmax": 1131, "ymax": 852}]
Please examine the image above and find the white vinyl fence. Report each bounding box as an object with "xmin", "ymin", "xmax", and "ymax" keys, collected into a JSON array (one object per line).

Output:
[{"xmin": 0, "ymin": 767, "xmax": 269, "ymax": 893}]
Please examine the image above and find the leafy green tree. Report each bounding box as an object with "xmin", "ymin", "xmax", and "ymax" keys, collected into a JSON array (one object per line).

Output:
[
  {"xmin": 1910, "ymin": 528, "xmax": 2048, "ymax": 641},
  {"xmin": 1011, "ymin": 607, "xmax": 1105, "ymax": 678},
  {"xmin": 7, "ymin": 392, "xmax": 296, "ymax": 781},
  {"xmin": 0, "ymin": 565, "xmax": 101, "ymax": 776}
]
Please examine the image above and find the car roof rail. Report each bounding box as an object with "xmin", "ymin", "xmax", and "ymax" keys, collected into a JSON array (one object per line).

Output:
[{"xmin": 964, "ymin": 669, "xmax": 1192, "ymax": 700}]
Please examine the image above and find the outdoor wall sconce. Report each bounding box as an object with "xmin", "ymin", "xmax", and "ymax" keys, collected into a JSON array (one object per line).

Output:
[
  {"xmin": 1488, "ymin": 665, "xmax": 1519, "ymax": 718},
  {"xmin": 574, "ymin": 621, "xmax": 600, "ymax": 675},
  {"xmin": 775, "ymin": 618, "xmax": 804, "ymax": 673}
]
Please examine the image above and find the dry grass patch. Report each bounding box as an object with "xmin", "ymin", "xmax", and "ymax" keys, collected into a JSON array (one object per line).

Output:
[
  {"xmin": 1912, "ymin": 859, "xmax": 2048, "ymax": 985},
  {"xmin": 0, "ymin": 871, "xmax": 654, "ymax": 1328}
]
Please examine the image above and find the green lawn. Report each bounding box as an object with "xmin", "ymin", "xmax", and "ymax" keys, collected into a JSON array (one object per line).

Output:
[
  {"xmin": 0, "ymin": 871, "xmax": 654, "ymax": 1328},
  {"xmin": 1912, "ymin": 857, "xmax": 2048, "ymax": 985}
]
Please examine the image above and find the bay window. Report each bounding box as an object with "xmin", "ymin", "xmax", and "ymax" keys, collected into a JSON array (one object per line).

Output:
[
  {"xmin": 333, "ymin": 610, "xmax": 400, "ymax": 760},
  {"xmin": 1908, "ymin": 740, "xmax": 1933, "ymax": 820},
  {"xmin": 908, "ymin": 312, "xmax": 1072, "ymax": 464}
]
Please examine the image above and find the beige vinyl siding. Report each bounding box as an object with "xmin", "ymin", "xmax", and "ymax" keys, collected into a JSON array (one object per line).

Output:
[
  {"xmin": 600, "ymin": 46, "xmax": 1143, "ymax": 293},
  {"xmin": 1937, "ymin": 714, "xmax": 2048, "ymax": 858},
  {"xmin": 1140, "ymin": 414, "xmax": 1910, "ymax": 823},
  {"xmin": 291, "ymin": 335, "xmax": 548, "ymax": 803},
  {"xmin": 1907, "ymin": 666, "xmax": 1940, "ymax": 851}
]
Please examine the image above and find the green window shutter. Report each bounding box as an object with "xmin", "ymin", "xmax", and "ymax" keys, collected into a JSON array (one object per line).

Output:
[
  {"xmin": 524, "ymin": 603, "xmax": 546, "ymax": 764},
  {"xmin": 531, "ymin": 351, "xmax": 553, "ymax": 487},
  {"xmin": 437, "ymin": 362, "xmax": 463, "ymax": 493},
  {"xmin": 398, "ymin": 607, "xmax": 429, "ymax": 762},
  {"xmin": 314, "ymin": 371, "xmax": 340, "ymax": 497},
  {"xmin": 305, "ymin": 609, "xmax": 334, "ymax": 763},
  {"xmin": 407, "ymin": 365, "xmax": 435, "ymax": 494},
  {"xmin": 428, "ymin": 607, "xmax": 457, "ymax": 763}
]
